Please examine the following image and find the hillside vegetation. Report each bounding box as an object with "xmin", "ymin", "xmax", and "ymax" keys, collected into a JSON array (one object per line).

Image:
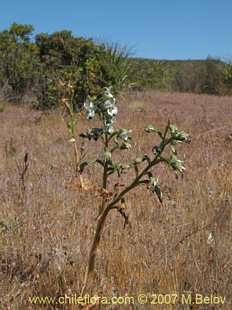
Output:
[{"xmin": 1, "ymin": 23, "xmax": 232, "ymax": 110}]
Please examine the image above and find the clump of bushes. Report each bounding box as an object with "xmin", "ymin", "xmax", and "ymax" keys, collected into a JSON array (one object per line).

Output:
[
  {"xmin": 223, "ymin": 63, "xmax": 232, "ymax": 94},
  {"xmin": 0, "ymin": 23, "xmax": 132, "ymax": 108},
  {"xmin": 129, "ymin": 57, "xmax": 232, "ymax": 95},
  {"xmin": 0, "ymin": 23, "xmax": 40, "ymax": 101},
  {"xmin": 172, "ymin": 58, "xmax": 224, "ymax": 95},
  {"xmin": 128, "ymin": 58, "xmax": 169, "ymax": 90}
]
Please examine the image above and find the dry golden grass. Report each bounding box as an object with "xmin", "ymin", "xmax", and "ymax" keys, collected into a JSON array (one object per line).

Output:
[{"xmin": 0, "ymin": 91, "xmax": 232, "ymax": 309}]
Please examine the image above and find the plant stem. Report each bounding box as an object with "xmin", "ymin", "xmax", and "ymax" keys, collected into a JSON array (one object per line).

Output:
[
  {"xmin": 81, "ymin": 124, "xmax": 171, "ymax": 295},
  {"xmin": 99, "ymin": 133, "xmax": 109, "ymax": 215},
  {"xmin": 81, "ymin": 205, "xmax": 111, "ymax": 296},
  {"xmin": 74, "ymin": 140, "xmax": 80, "ymax": 177},
  {"xmin": 102, "ymin": 133, "xmax": 109, "ymax": 189}
]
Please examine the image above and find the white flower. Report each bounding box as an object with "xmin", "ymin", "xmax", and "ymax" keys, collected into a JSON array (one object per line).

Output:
[
  {"xmin": 84, "ymin": 100, "xmax": 95, "ymax": 119},
  {"xmin": 84, "ymin": 100, "xmax": 94, "ymax": 111},
  {"xmin": 104, "ymin": 99, "xmax": 114, "ymax": 109},
  {"xmin": 107, "ymin": 106, "xmax": 118, "ymax": 117},
  {"xmin": 119, "ymin": 129, "xmax": 131, "ymax": 141},
  {"xmin": 104, "ymin": 87, "xmax": 114, "ymax": 99},
  {"xmin": 150, "ymin": 176, "xmax": 159, "ymax": 187},
  {"xmin": 103, "ymin": 117, "xmax": 115, "ymax": 133},
  {"xmin": 105, "ymin": 124, "xmax": 114, "ymax": 134},
  {"xmin": 83, "ymin": 88, "xmax": 118, "ymax": 134},
  {"xmin": 87, "ymin": 110, "xmax": 95, "ymax": 119}
]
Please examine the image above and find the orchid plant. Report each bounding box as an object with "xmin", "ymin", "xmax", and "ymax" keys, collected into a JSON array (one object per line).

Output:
[{"xmin": 61, "ymin": 84, "xmax": 190, "ymax": 295}]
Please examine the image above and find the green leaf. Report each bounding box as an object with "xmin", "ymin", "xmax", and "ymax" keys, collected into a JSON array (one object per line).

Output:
[
  {"xmin": 169, "ymin": 124, "xmax": 190, "ymax": 143},
  {"xmin": 148, "ymin": 176, "xmax": 163, "ymax": 203},
  {"xmin": 168, "ymin": 154, "xmax": 185, "ymax": 173},
  {"xmin": 119, "ymin": 142, "xmax": 131, "ymax": 150},
  {"xmin": 145, "ymin": 124, "xmax": 161, "ymax": 135}
]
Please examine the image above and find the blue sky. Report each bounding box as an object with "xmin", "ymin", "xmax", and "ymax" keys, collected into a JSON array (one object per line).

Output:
[{"xmin": 1, "ymin": 0, "xmax": 232, "ymax": 60}]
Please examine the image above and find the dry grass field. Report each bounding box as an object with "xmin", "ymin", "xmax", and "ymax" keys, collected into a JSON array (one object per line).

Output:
[{"xmin": 0, "ymin": 91, "xmax": 232, "ymax": 309}]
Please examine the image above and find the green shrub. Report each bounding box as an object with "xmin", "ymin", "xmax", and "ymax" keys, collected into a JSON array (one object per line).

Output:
[
  {"xmin": 34, "ymin": 31, "xmax": 132, "ymax": 109},
  {"xmin": 0, "ymin": 23, "xmax": 40, "ymax": 101},
  {"xmin": 128, "ymin": 58, "xmax": 169, "ymax": 90},
  {"xmin": 223, "ymin": 63, "xmax": 232, "ymax": 93}
]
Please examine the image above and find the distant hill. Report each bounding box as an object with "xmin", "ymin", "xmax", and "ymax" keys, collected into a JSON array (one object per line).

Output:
[{"xmin": 127, "ymin": 57, "xmax": 226, "ymax": 93}]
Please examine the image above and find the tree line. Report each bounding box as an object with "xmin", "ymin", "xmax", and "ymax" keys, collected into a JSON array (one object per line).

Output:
[
  {"xmin": 0, "ymin": 23, "xmax": 131, "ymax": 108},
  {"xmin": 0, "ymin": 23, "xmax": 232, "ymax": 109}
]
